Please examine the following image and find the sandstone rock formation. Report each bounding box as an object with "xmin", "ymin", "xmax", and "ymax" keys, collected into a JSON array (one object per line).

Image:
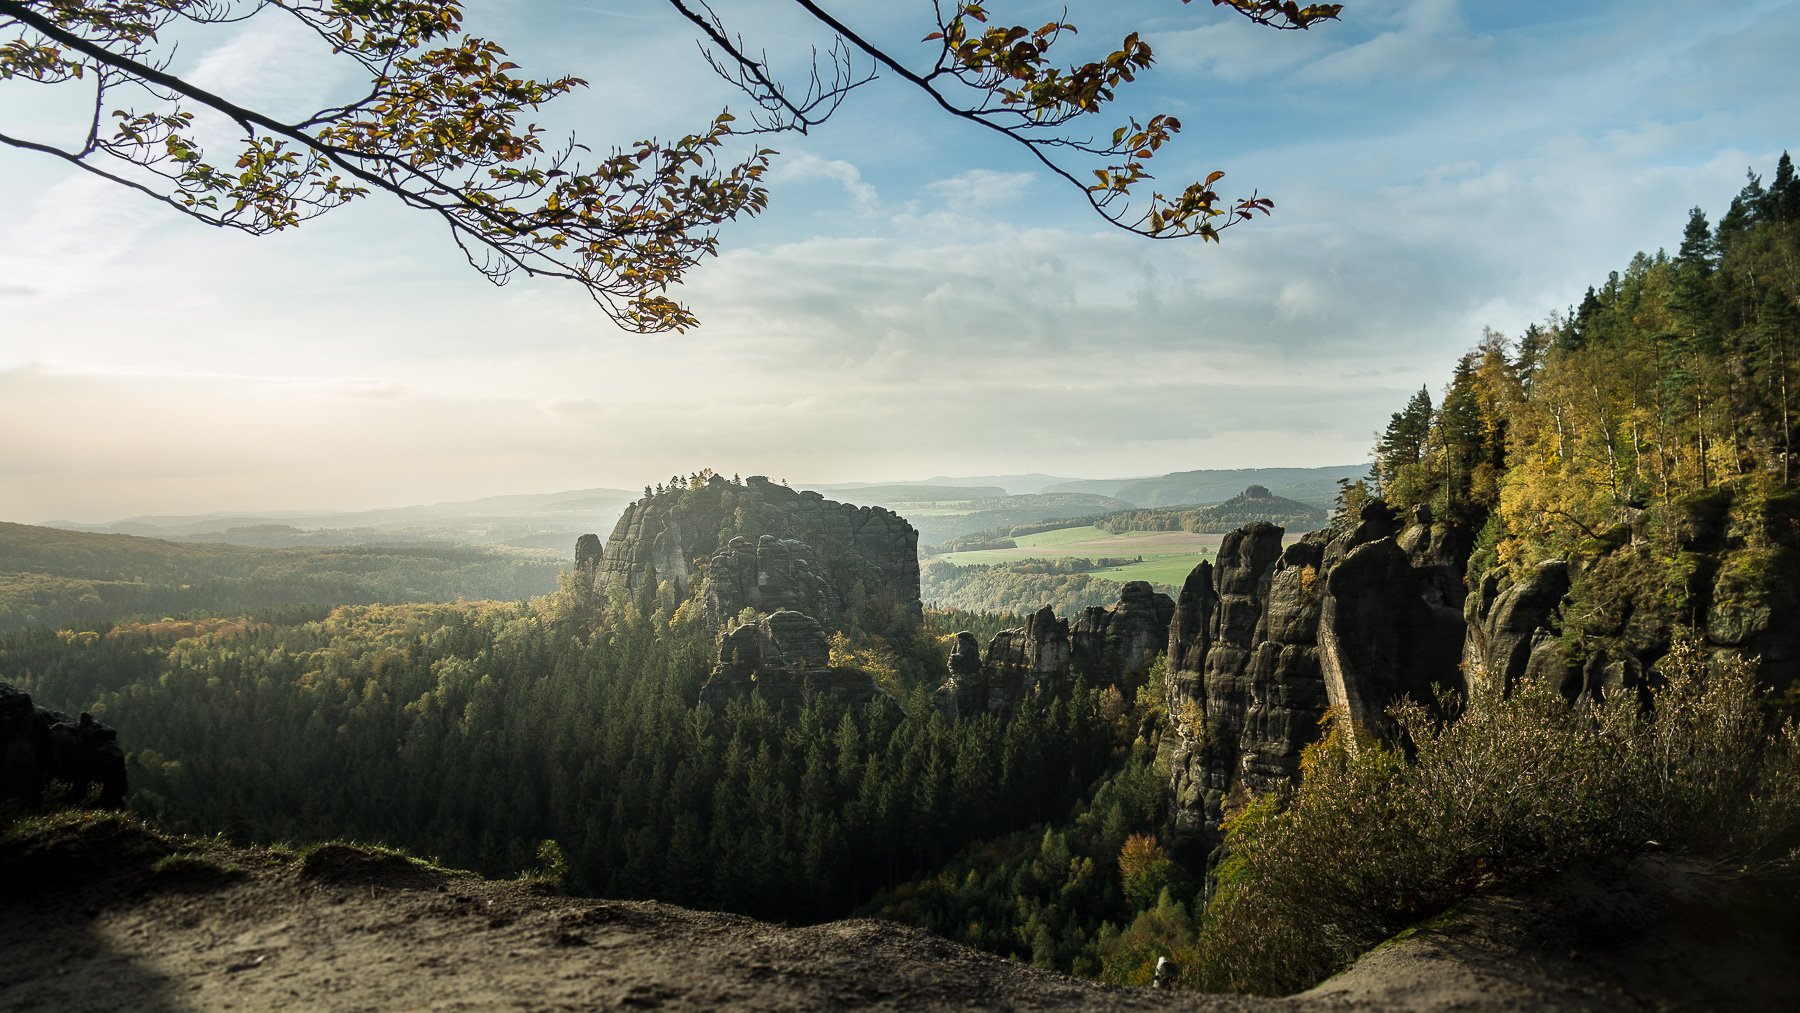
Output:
[
  {"xmin": 934, "ymin": 605, "xmax": 1071, "ymax": 722},
  {"xmin": 1462, "ymin": 559, "xmax": 1576, "ymax": 698},
  {"xmin": 0, "ymin": 682, "xmax": 127, "ymax": 809},
  {"xmin": 697, "ymin": 611, "xmax": 897, "ymax": 714},
  {"xmin": 1070, "ymin": 581, "xmax": 1177, "ymax": 694},
  {"xmin": 934, "ymin": 583, "xmax": 1177, "ymax": 722},
  {"xmin": 590, "ymin": 475, "xmax": 921, "ymax": 637},
  {"xmin": 1164, "ymin": 501, "xmax": 1469, "ymax": 863}
]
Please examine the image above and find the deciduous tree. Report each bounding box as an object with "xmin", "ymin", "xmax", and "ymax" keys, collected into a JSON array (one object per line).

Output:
[{"xmin": 0, "ymin": 0, "xmax": 1341, "ymax": 330}]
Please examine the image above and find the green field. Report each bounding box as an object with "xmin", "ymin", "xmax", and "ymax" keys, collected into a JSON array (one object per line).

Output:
[
  {"xmin": 1094, "ymin": 556, "xmax": 1211, "ymax": 586},
  {"xmin": 1010, "ymin": 526, "xmax": 1110, "ymax": 547},
  {"xmin": 931, "ymin": 525, "xmax": 1234, "ymax": 586}
]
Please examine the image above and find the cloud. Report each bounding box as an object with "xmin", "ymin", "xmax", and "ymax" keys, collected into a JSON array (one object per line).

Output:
[
  {"xmin": 184, "ymin": 13, "xmax": 353, "ymax": 116},
  {"xmin": 286, "ymin": 378, "xmax": 409, "ymax": 400},
  {"xmin": 0, "ymin": 174, "xmax": 169, "ymax": 300},
  {"xmin": 769, "ymin": 154, "xmax": 878, "ymax": 210},
  {"xmin": 924, "ymin": 170, "xmax": 1036, "ymax": 209}
]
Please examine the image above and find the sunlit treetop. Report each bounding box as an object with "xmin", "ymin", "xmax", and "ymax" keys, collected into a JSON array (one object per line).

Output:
[{"xmin": 0, "ymin": 0, "xmax": 1342, "ymax": 332}]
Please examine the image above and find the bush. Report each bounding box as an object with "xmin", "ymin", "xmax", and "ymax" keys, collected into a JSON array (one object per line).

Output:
[{"xmin": 1191, "ymin": 630, "xmax": 1800, "ymax": 995}]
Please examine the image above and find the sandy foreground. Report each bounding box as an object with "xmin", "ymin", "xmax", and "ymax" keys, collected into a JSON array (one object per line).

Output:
[{"xmin": 2, "ymin": 817, "xmax": 1796, "ymax": 1013}]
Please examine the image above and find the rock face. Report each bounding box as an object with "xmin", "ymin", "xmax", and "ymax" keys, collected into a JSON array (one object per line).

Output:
[
  {"xmin": 591, "ymin": 475, "xmax": 921, "ymax": 636},
  {"xmin": 697, "ymin": 611, "xmax": 897, "ymax": 714},
  {"xmin": 935, "ymin": 606, "xmax": 1071, "ymax": 722},
  {"xmin": 934, "ymin": 583, "xmax": 1177, "ymax": 722},
  {"xmin": 0, "ymin": 682, "xmax": 127, "ymax": 809},
  {"xmin": 1165, "ymin": 502, "xmax": 1469, "ymax": 863},
  {"xmin": 1070, "ymin": 581, "xmax": 1177, "ymax": 694},
  {"xmin": 1462, "ymin": 559, "xmax": 1575, "ymax": 698}
]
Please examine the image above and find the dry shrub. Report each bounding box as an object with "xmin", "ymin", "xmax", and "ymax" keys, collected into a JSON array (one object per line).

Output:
[{"xmin": 1192, "ymin": 629, "xmax": 1800, "ymax": 995}]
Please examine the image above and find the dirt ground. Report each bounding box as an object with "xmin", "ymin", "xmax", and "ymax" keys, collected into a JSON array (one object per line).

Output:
[{"xmin": 2, "ymin": 815, "xmax": 1796, "ymax": 1012}]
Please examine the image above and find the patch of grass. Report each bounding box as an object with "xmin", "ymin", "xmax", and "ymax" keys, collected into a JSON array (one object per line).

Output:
[
  {"xmin": 0, "ymin": 809, "xmax": 172, "ymax": 897},
  {"xmin": 1095, "ymin": 555, "xmax": 1214, "ymax": 587},
  {"xmin": 298, "ymin": 841, "xmax": 468, "ymax": 886},
  {"xmin": 150, "ymin": 850, "xmax": 243, "ymax": 887},
  {"xmin": 1011, "ymin": 526, "xmax": 1110, "ymax": 547}
]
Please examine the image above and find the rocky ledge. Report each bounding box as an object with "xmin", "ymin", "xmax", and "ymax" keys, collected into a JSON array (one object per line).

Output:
[
  {"xmin": 4, "ymin": 812, "xmax": 1790, "ymax": 1012},
  {"xmin": 0, "ymin": 682, "xmax": 127, "ymax": 809}
]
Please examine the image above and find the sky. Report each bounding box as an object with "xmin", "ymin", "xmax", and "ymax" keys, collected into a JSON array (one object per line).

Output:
[{"xmin": 3, "ymin": 0, "xmax": 1798, "ymax": 523}]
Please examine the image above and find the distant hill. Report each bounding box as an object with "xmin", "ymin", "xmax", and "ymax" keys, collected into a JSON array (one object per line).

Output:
[
  {"xmin": 816, "ymin": 474, "xmax": 1102, "ymax": 496},
  {"xmin": 0, "ymin": 521, "xmax": 563, "ymax": 633},
  {"xmin": 1095, "ymin": 486, "xmax": 1328, "ymax": 535},
  {"xmin": 886, "ymin": 493, "xmax": 1133, "ymax": 548},
  {"xmin": 807, "ymin": 484, "xmax": 1007, "ymax": 504},
  {"xmin": 1070, "ymin": 465, "xmax": 1371, "ymax": 508},
  {"xmin": 39, "ymin": 487, "xmax": 634, "ymax": 554}
]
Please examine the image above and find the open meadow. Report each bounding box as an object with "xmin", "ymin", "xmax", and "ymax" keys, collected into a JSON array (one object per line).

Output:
[{"xmin": 932, "ymin": 526, "xmax": 1244, "ymax": 587}]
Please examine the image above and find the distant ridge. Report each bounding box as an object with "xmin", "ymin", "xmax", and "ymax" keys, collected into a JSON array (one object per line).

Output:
[
  {"xmin": 1095, "ymin": 485, "xmax": 1328, "ymax": 535},
  {"xmin": 1065, "ymin": 465, "xmax": 1371, "ymax": 509},
  {"xmin": 814, "ymin": 474, "xmax": 1110, "ymax": 496},
  {"xmin": 38, "ymin": 487, "xmax": 635, "ymax": 552}
]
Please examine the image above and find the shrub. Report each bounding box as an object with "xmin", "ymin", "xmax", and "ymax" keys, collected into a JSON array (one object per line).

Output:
[{"xmin": 1191, "ymin": 630, "xmax": 1800, "ymax": 995}]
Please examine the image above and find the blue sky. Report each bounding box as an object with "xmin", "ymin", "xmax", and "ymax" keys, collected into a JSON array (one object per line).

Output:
[{"xmin": 3, "ymin": 0, "xmax": 1797, "ymax": 522}]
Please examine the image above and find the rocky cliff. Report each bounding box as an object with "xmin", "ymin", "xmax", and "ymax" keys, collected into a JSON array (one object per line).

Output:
[
  {"xmin": 697, "ymin": 610, "xmax": 898, "ymax": 714},
  {"xmin": 1163, "ymin": 502, "xmax": 1472, "ymax": 862},
  {"xmin": 0, "ymin": 682, "xmax": 127, "ymax": 809},
  {"xmin": 585, "ymin": 474, "xmax": 922, "ymax": 636},
  {"xmin": 934, "ymin": 581, "xmax": 1177, "ymax": 721}
]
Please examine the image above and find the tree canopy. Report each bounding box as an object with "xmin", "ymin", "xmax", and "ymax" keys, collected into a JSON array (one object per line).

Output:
[{"xmin": 0, "ymin": 0, "xmax": 1342, "ymax": 330}]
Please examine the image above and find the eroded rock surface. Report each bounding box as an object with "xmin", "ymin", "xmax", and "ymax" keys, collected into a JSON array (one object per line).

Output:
[
  {"xmin": 1070, "ymin": 581, "xmax": 1176, "ymax": 694},
  {"xmin": 592, "ymin": 475, "xmax": 921, "ymax": 637},
  {"xmin": 935, "ymin": 606, "xmax": 1071, "ymax": 722},
  {"xmin": 697, "ymin": 611, "xmax": 896, "ymax": 714},
  {"xmin": 1165, "ymin": 503, "xmax": 1468, "ymax": 863},
  {"xmin": 1462, "ymin": 559, "xmax": 1574, "ymax": 698},
  {"xmin": 934, "ymin": 583, "xmax": 1177, "ymax": 723},
  {"xmin": 1165, "ymin": 525, "xmax": 1330, "ymax": 860}
]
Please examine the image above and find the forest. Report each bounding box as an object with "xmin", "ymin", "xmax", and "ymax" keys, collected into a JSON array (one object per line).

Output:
[
  {"xmin": 0, "ymin": 522, "xmax": 563, "ymax": 634},
  {"xmin": 1091, "ymin": 486, "xmax": 1326, "ymax": 535},
  {"xmin": 918, "ymin": 559, "xmax": 1170, "ymax": 618},
  {"xmin": 1369, "ymin": 153, "xmax": 1800, "ymax": 683},
  {"xmin": 0, "ymin": 586, "xmax": 1175, "ymax": 937}
]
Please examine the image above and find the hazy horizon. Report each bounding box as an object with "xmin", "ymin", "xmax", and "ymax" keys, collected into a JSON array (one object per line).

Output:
[
  {"xmin": 5, "ymin": 1, "xmax": 1796, "ymax": 523},
  {"xmin": 22, "ymin": 463, "xmax": 1374, "ymax": 527}
]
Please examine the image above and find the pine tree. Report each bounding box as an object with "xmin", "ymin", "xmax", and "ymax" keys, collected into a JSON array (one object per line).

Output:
[{"xmin": 1769, "ymin": 152, "xmax": 1799, "ymax": 223}]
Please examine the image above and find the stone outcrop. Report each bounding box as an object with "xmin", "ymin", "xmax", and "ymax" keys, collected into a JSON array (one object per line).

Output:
[
  {"xmin": 703, "ymin": 535, "xmax": 840, "ymax": 630},
  {"xmin": 934, "ymin": 583, "xmax": 1178, "ymax": 722},
  {"xmin": 574, "ymin": 533, "xmax": 603, "ymax": 582},
  {"xmin": 1462, "ymin": 559, "xmax": 1575, "ymax": 697},
  {"xmin": 591, "ymin": 475, "xmax": 921, "ymax": 636},
  {"xmin": 1164, "ymin": 501, "xmax": 1470, "ymax": 863},
  {"xmin": 934, "ymin": 606, "xmax": 1071, "ymax": 722},
  {"xmin": 1165, "ymin": 524, "xmax": 1330, "ymax": 860},
  {"xmin": 0, "ymin": 682, "xmax": 127, "ymax": 809},
  {"xmin": 697, "ymin": 611, "xmax": 897, "ymax": 714},
  {"xmin": 1070, "ymin": 581, "xmax": 1177, "ymax": 694}
]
